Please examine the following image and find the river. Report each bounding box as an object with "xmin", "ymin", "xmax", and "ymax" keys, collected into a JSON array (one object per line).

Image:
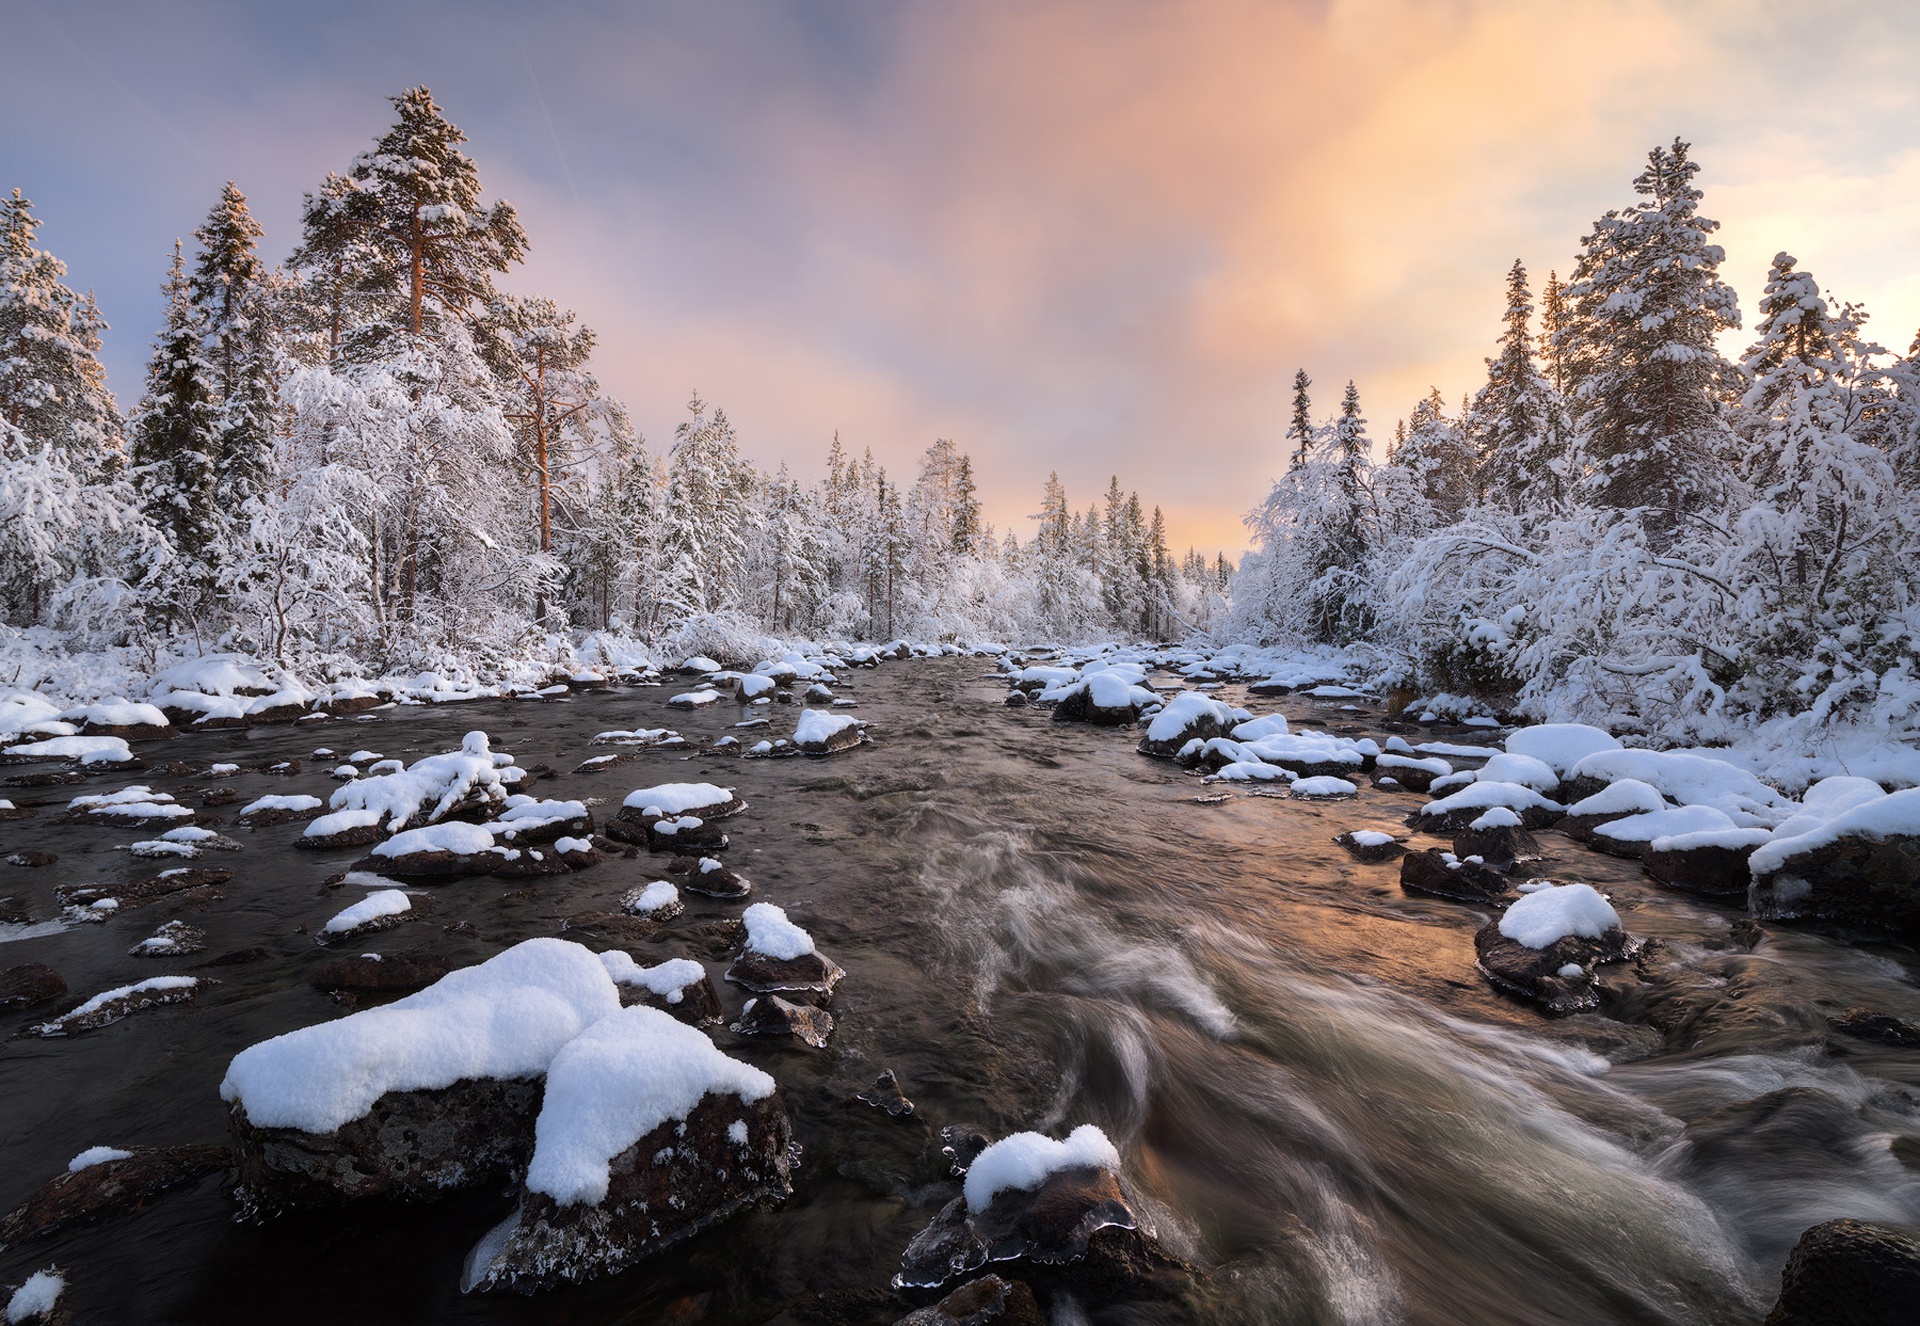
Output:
[{"xmin": 3, "ymin": 656, "xmax": 1918, "ymax": 1324}]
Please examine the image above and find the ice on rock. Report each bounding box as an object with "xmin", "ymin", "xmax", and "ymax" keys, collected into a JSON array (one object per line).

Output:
[
  {"xmin": 323, "ymin": 889, "xmax": 413, "ymax": 934},
  {"xmin": 1498, "ymin": 884, "xmax": 1621, "ymax": 949},
  {"xmin": 742, "ymin": 903, "xmax": 815, "ymax": 960},
  {"xmin": 68, "ymin": 1145, "xmax": 134, "ymax": 1172},
  {"xmin": 220, "ymin": 938, "xmax": 621, "ymax": 1134},
  {"xmin": 963, "ymin": 1124, "xmax": 1122, "ymax": 1212},
  {"xmin": 525, "ymin": 1005, "xmax": 776, "ymax": 1205},
  {"xmin": 1503, "ymin": 723, "xmax": 1620, "ymax": 776},
  {"xmin": 371, "ymin": 821, "xmax": 496, "ymax": 858}
]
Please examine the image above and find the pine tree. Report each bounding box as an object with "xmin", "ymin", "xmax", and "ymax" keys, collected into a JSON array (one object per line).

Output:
[
  {"xmin": 190, "ymin": 182, "xmax": 277, "ymax": 501},
  {"xmin": 1559, "ymin": 139, "xmax": 1741, "ymax": 534},
  {"xmin": 950, "ymin": 453, "xmax": 981, "ymax": 554},
  {"xmin": 1286, "ymin": 369, "xmax": 1314, "ymax": 469},
  {"xmin": 1469, "ymin": 259, "xmax": 1561, "ymax": 510},
  {"xmin": 0, "ymin": 190, "xmax": 122, "ymax": 468},
  {"xmin": 129, "ymin": 243, "xmax": 222, "ymax": 625},
  {"xmin": 296, "ymin": 87, "xmax": 528, "ymax": 345}
]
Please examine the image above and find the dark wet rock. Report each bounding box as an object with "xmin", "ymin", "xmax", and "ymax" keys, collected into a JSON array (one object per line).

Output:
[
  {"xmin": 261, "ymin": 759, "xmax": 302, "ymax": 776},
  {"xmin": 667, "ymin": 855, "xmax": 751, "ymax": 898},
  {"xmin": 804, "ymin": 683, "xmax": 836, "ymax": 703},
  {"xmin": 233, "ymin": 801, "xmax": 323, "ymax": 828},
  {"xmin": 641, "ymin": 816, "xmax": 730, "ymax": 853},
  {"xmin": 1472, "ymin": 919, "xmax": 1641, "ymax": 1016},
  {"xmin": 797, "ymin": 718, "xmax": 868, "ymax": 755},
  {"xmin": 25, "ymin": 977, "xmax": 208, "ymax": 1036},
  {"xmin": 1730, "ymin": 917, "xmax": 1766, "ymax": 950},
  {"xmin": 679, "ymin": 918, "xmax": 748, "ymax": 959},
  {"xmin": 1538, "ymin": 1014, "xmax": 1664, "ymax": 1064},
  {"xmin": 350, "ymin": 844, "xmax": 571, "ymax": 881},
  {"xmin": 0, "ymin": 1143, "xmax": 229, "ymax": 1250},
  {"xmin": 319, "ymin": 894, "xmax": 432, "ymax": 944},
  {"xmin": 1135, "ymin": 707, "xmax": 1236, "ymax": 760},
  {"xmin": 466, "ymin": 1085, "xmax": 796, "ymax": 1294},
  {"xmin": 128, "ymin": 920, "xmax": 206, "ymax": 957},
  {"xmin": 560, "ymin": 912, "xmax": 664, "ymax": 945},
  {"xmin": 940, "ymin": 1127, "xmax": 991, "ymax": 1177},
  {"xmin": 1764, "ymin": 1218, "xmax": 1920, "ymax": 1325},
  {"xmin": 191, "ymin": 947, "xmax": 271, "ymax": 969},
  {"xmin": 1751, "ymin": 828, "xmax": 1920, "ymax": 942},
  {"xmin": 324, "ymin": 693, "xmax": 386, "ymax": 716},
  {"xmin": 57, "ymin": 867, "xmax": 233, "ymax": 910},
  {"xmin": 77, "ymin": 715, "xmax": 174, "ymax": 740},
  {"xmin": 296, "ymin": 818, "xmax": 384, "ymax": 850},
  {"xmin": 1003, "ymin": 691, "xmax": 1029, "ymax": 708},
  {"xmin": 308, "ymin": 949, "xmax": 453, "ymax": 995},
  {"xmin": 858, "ymin": 1069, "xmax": 916, "ymax": 1118},
  {"xmin": 230, "ymin": 1076, "xmax": 545, "ymax": 1217},
  {"xmin": 731, "ymin": 995, "xmax": 834, "ymax": 1048},
  {"xmin": 1399, "ymin": 849, "xmax": 1512, "ymax": 904},
  {"xmin": 0, "ymin": 802, "xmax": 35, "ymax": 822},
  {"xmin": 1685, "ymin": 1088, "xmax": 1865, "ymax": 1177},
  {"xmin": 3, "ymin": 770, "xmax": 86, "ymax": 788},
  {"xmin": 1828, "ymin": 1008, "xmax": 1920, "ymax": 1049},
  {"xmin": 1416, "ymin": 801, "xmax": 1563, "ymax": 835},
  {"xmin": 0, "ymin": 964, "xmax": 66, "ymax": 1011},
  {"xmin": 0, "ymin": 895, "xmax": 31, "ymax": 922},
  {"xmin": 1452, "ymin": 822, "xmax": 1540, "ymax": 869},
  {"xmin": 726, "ymin": 948, "xmax": 846, "ymax": 1001},
  {"xmin": 1556, "ymin": 809, "xmax": 1640, "ymax": 844},
  {"xmin": 1333, "ymin": 832, "xmax": 1404, "ymax": 863},
  {"xmin": 894, "ymin": 1167, "xmax": 1190, "ymax": 1305},
  {"xmin": 1247, "ymin": 679, "xmax": 1293, "ymax": 696},
  {"xmin": 1050, "ymin": 685, "xmax": 1146, "ymax": 728},
  {"xmin": 1643, "ymin": 838, "xmax": 1761, "ymax": 897},
  {"xmin": 5, "ymin": 850, "xmax": 55, "ymax": 866},
  {"xmin": 199, "ymin": 786, "xmax": 239, "ymax": 807},
  {"xmin": 895, "ymin": 1275, "xmax": 1045, "ymax": 1326}
]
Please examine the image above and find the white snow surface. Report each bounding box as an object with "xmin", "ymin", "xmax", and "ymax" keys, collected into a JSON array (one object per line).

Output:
[
  {"xmin": 1749, "ymin": 786, "xmax": 1920, "ymax": 875},
  {"xmin": 1767, "ymin": 776, "xmax": 1889, "ymax": 840},
  {"xmin": 623, "ymin": 881, "xmax": 680, "ymax": 916},
  {"xmin": 1468, "ymin": 806, "xmax": 1523, "ymax": 830},
  {"xmin": 1292, "ymin": 776, "xmax": 1357, "ymax": 797},
  {"xmin": 621, "ymin": 782, "xmax": 735, "ymax": 815},
  {"xmin": 5, "ymin": 735, "xmax": 134, "ymax": 763},
  {"xmin": 1593, "ymin": 805, "xmax": 1739, "ymax": 847},
  {"xmin": 323, "ymin": 889, "xmax": 413, "ymax": 934},
  {"xmin": 1229, "ymin": 714, "xmax": 1291, "ymax": 741},
  {"xmin": 1567, "ymin": 749, "xmax": 1792, "ymax": 826},
  {"xmin": 794, "ymin": 708, "xmax": 861, "ymax": 746},
  {"xmin": 58, "ymin": 699, "xmax": 169, "ymax": 729},
  {"xmin": 598, "ymin": 952, "xmax": 705, "ymax": 1002},
  {"xmin": 324, "ymin": 731, "xmax": 511, "ymax": 832},
  {"xmin": 5, "ymin": 1270, "xmax": 63, "ymax": 1323},
  {"xmin": 1498, "ymin": 884, "xmax": 1622, "ymax": 949},
  {"xmin": 1474, "ymin": 752, "xmax": 1560, "ymax": 793},
  {"xmin": 1214, "ymin": 760, "xmax": 1290, "ymax": 782},
  {"xmin": 1503, "ymin": 724, "xmax": 1622, "ymax": 775},
  {"xmin": 742, "ymin": 903, "xmax": 816, "ymax": 960},
  {"xmin": 1376, "ymin": 753, "xmax": 1451, "ymax": 777},
  {"xmin": 1144, "ymin": 692, "xmax": 1239, "ymax": 742},
  {"xmin": 371, "ymin": 821, "xmax": 496, "ymax": 858},
  {"xmin": 1420, "ymin": 781, "xmax": 1559, "ymax": 818},
  {"xmin": 1348, "ymin": 830, "xmax": 1396, "ymax": 847},
  {"xmin": 963, "ymin": 1124, "xmax": 1122, "ymax": 1212},
  {"xmin": 240, "ymin": 793, "xmax": 324, "ymax": 816},
  {"xmin": 524, "ymin": 1004, "xmax": 775, "ymax": 1206},
  {"xmin": 1566, "ymin": 779, "xmax": 1670, "ymax": 817},
  {"xmin": 1647, "ymin": 826, "xmax": 1774, "ymax": 853},
  {"xmin": 220, "ymin": 938, "xmax": 621, "ymax": 1133},
  {"xmin": 60, "ymin": 976, "xmax": 198, "ymax": 1021},
  {"xmin": 68, "ymin": 1145, "xmax": 133, "ymax": 1171}
]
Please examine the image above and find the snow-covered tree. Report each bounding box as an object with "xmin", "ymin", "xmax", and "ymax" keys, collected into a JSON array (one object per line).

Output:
[
  {"xmin": 190, "ymin": 182, "xmax": 278, "ymax": 501},
  {"xmin": 661, "ymin": 396, "xmax": 752, "ymax": 618},
  {"xmin": 1469, "ymin": 260, "xmax": 1562, "ymax": 511},
  {"xmin": 0, "ymin": 190, "xmax": 121, "ymax": 469}
]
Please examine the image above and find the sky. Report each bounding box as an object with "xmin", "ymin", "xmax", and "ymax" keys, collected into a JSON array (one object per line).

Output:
[{"xmin": 5, "ymin": 0, "xmax": 1920, "ymax": 557}]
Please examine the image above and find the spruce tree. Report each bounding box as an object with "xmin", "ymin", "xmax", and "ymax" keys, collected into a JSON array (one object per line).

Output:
[
  {"xmin": 1469, "ymin": 259, "xmax": 1561, "ymax": 510},
  {"xmin": 1286, "ymin": 369, "xmax": 1313, "ymax": 468},
  {"xmin": 950, "ymin": 454, "xmax": 981, "ymax": 554},
  {"xmin": 190, "ymin": 182, "xmax": 277, "ymax": 500},
  {"xmin": 129, "ymin": 243, "xmax": 223, "ymax": 620},
  {"xmin": 1559, "ymin": 139, "xmax": 1740, "ymax": 534},
  {"xmin": 0, "ymin": 190, "xmax": 122, "ymax": 467}
]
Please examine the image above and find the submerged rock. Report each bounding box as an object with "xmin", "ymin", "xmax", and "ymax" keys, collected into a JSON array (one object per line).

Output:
[
  {"xmin": 0, "ymin": 1144, "xmax": 228, "ymax": 1250},
  {"xmin": 894, "ymin": 1275, "xmax": 1045, "ymax": 1326},
  {"xmin": 307, "ymin": 950, "xmax": 454, "ymax": 995},
  {"xmin": 732, "ymin": 995, "xmax": 834, "ymax": 1048},
  {"xmin": 1764, "ymin": 1218, "xmax": 1920, "ymax": 1326},
  {"xmin": 1398, "ymin": 849, "xmax": 1512, "ymax": 904},
  {"xmin": 1334, "ymin": 831, "xmax": 1404, "ymax": 863},
  {"xmin": 57, "ymin": 866, "xmax": 232, "ymax": 912},
  {"xmin": 858, "ymin": 1069, "xmax": 917, "ymax": 1118},
  {"xmin": 0, "ymin": 964, "xmax": 66, "ymax": 1011},
  {"xmin": 128, "ymin": 920, "xmax": 206, "ymax": 958},
  {"xmin": 4, "ymin": 850, "xmax": 55, "ymax": 866},
  {"xmin": 1826, "ymin": 1008, "xmax": 1920, "ymax": 1049},
  {"xmin": 668, "ymin": 855, "xmax": 752, "ymax": 898}
]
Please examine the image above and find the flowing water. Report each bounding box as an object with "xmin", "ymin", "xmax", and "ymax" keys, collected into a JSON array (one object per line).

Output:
[{"xmin": 3, "ymin": 658, "xmax": 1919, "ymax": 1324}]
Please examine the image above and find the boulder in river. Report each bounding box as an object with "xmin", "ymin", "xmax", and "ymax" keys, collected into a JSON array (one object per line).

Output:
[
  {"xmin": 599, "ymin": 952, "xmax": 723, "ymax": 1025},
  {"xmin": 4, "ymin": 849, "xmax": 54, "ymax": 865},
  {"xmin": 894, "ymin": 1275, "xmax": 1045, "ymax": 1326},
  {"xmin": 307, "ymin": 949, "xmax": 453, "ymax": 996},
  {"xmin": 1763, "ymin": 1218, "xmax": 1920, "ymax": 1326},
  {"xmin": 1749, "ymin": 789, "xmax": 1920, "ymax": 941},
  {"xmin": 731, "ymin": 995, "xmax": 834, "ymax": 1048},
  {"xmin": 1472, "ymin": 883, "xmax": 1641, "ymax": 1016},
  {"xmin": 0, "ymin": 1144, "xmax": 228, "ymax": 1250},
  {"xmin": 1398, "ymin": 849, "xmax": 1512, "ymax": 904},
  {"xmin": 668, "ymin": 855, "xmax": 751, "ymax": 899},
  {"xmin": 1334, "ymin": 831, "xmax": 1404, "ymax": 863},
  {"xmin": 25, "ymin": 976, "xmax": 207, "ymax": 1037},
  {"xmin": 1641, "ymin": 828, "xmax": 1771, "ymax": 898},
  {"xmin": 1451, "ymin": 807, "xmax": 1540, "ymax": 869},
  {"xmin": 462, "ymin": 1006, "xmax": 796, "ymax": 1293},
  {"xmin": 57, "ymin": 866, "xmax": 233, "ymax": 912},
  {"xmin": 795, "ymin": 707, "xmax": 868, "ymax": 753},
  {"xmin": 0, "ymin": 964, "xmax": 66, "ymax": 1011},
  {"xmin": 1135, "ymin": 692, "xmax": 1239, "ymax": 759},
  {"xmin": 726, "ymin": 904, "xmax": 844, "ymax": 1000}
]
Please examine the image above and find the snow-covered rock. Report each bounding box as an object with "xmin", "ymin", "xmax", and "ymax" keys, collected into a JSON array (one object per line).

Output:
[
  {"xmin": 1590, "ymin": 804, "xmax": 1738, "ymax": 858},
  {"xmin": 321, "ymin": 889, "xmax": 414, "ymax": 940},
  {"xmin": 315, "ymin": 731, "xmax": 517, "ymax": 841},
  {"xmin": 794, "ymin": 707, "xmax": 866, "ymax": 754},
  {"xmin": 1136, "ymin": 692, "xmax": 1241, "ymax": 759},
  {"xmin": 26, "ymin": 976, "xmax": 204, "ymax": 1037},
  {"xmin": 1335, "ymin": 829, "xmax": 1403, "ymax": 862},
  {"xmin": 1564, "ymin": 749, "xmax": 1792, "ymax": 827},
  {"xmin": 730, "ymin": 994, "xmax": 834, "ymax": 1048},
  {"xmin": 1749, "ymin": 786, "xmax": 1920, "ymax": 940},
  {"xmin": 1642, "ymin": 826, "xmax": 1774, "ymax": 897},
  {"xmin": 726, "ymin": 904, "xmax": 844, "ymax": 999},
  {"xmin": 1398, "ymin": 848, "xmax": 1512, "ymax": 904},
  {"xmin": 667, "ymin": 855, "xmax": 751, "ymax": 898},
  {"xmin": 1558, "ymin": 778, "xmax": 1669, "ymax": 843},
  {"xmin": 598, "ymin": 952, "xmax": 718, "ymax": 1023},
  {"xmin": 1503, "ymin": 723, "xmax": 1621, "ymax": 777},
  {"xmin": 1416, "ymin": 781, "xmax": 1562, "ymax": 833},
  {"xmin": 618, "ymin": 880, "xmax": 683, "ymax": 922},
  {"xmin": 1474, "ymin": 883, "xmax": 1640, "ymax": 1016}
]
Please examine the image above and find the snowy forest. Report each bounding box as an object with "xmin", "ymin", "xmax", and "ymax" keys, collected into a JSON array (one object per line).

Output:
[
  {"xmin": 1236, "ymin": 138, "xmax": 1920, "ymax": 746},
  {"xmin": 0, "ymin": 88, "xmax": 1230, "ymax": 681},
  {"xmin": 6, "ymin": 95, "xmax": 1919, "ymax": 750}
]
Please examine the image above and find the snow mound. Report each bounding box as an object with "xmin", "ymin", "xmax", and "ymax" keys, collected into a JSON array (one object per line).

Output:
[
  {"xmin": 1648, "ymin": 826, "xmax": 1773, "ymax": 853},
  {"xmin": 964, "ymin": 1124, "xmax": 1122, "ymax": 1212},
  {"xmin": 1568, "ymin": 750, "xmax": 1792, "ymax": 826},
  {"xmin": 323, "ymin": 889, "xmax": 413, "ymax": 934},
  {"xmin": 68, "ymin": 1145, "xmax": 134, "ymax": 1171},
  {"xmin": 1593, "ymin": 804, "xmax": 1737, "ymax": 847},
  {"xmin": 220, "ymin": 938, "xmax": 621, "ymax": 1134},
  {"xmin": 324, "ymin": 730, "xmax": 513, "ymax": 833},
  {"xmin": 742, "ymin": 903, "xmax": 815, "ymax": 960},
  {"xmin": 1348, "ymin": 830, "xmax": 1396, "ymax": 847},
  {"xmin": 1144, "ymin": 692, "xmax": 1238, "ymax": 742},
  {"xmin": 4, "ymin": 735, "xmax": 135, "ymax": 764},
  {"xmin": 5, "ymin": 1270, "xmax": 64, "ymax": 1323},
  {"xmin": 240, "ymin": 793, "xmax": 324, "ymax": 817},
  {"xmin": 794, "ymin": 708, "xmax": 861, "ymax": 746},
  {"xmin": 622, "ymin": 880, "xmax": 679, "ymax": 916},
  {"xmin": 1768, "ymin": 776, "xmax": 1888, "ymax": 840},
  {"xmin": 598, "ymin": 952, "xmax": 705, "ymax": 1003},
  {"xmin": 58, "ymin": 699, "xmax": 169, "ymax": 729},
  {"xmin": 1230, "ymin": 714, "xmax": 1290, "ymax": 741},
  {"xmin": 525, "ymin": 1004, "xmax": 775, "ymax": 1206},
  {"xmin": 1469, "ymin": 806, "xmax": 1523, "ymax": 830},
  {"xmin": 621, "ymin": 783, "xmax": 735, "ymax": 816},
  {"xmin": 1504, "ymin": 724, "xmax": 1621, "ymax": 776},
  {"xmin": 1214, "ymin": 760, "xmax": 1290, "ymax": 782},
  {"xmin": 1750, "ymin": 786, "xmax": 1920, "ymax": 875},
  {"xmin": 1498, "ymin": 884, "xmax": 1621, "ymax": 949},
  {"xmin": 372, "ymin": 822, "xmax": 496, "ymax": 858},
  {"xmin": 1291, "ymin": 776, "xmax": 1358, "ymax": 797},
  {"xmin": 1475, "ymin": 752, "xmax": 1560, "ymax": 793},
  {"xmin": 1567, "ymin": 779, "xmax": 1668, "ymax": 817},
  {"xmin": 1420, "ymin": 781, "xmax": 1559, "ymax": 818}
]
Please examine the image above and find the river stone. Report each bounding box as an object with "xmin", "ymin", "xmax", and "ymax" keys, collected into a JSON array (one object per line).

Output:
[
  {"xmin": 230, "ymin": 1075, "xmax": 545, "ymax": 1218},
  {"xmin": 1764, "ymin": 1218, "xmax": 1920, "ymax": 1325},
  {"xmin": 5, "ymin": 849, "xmax": 55, "ymax": 865},
  {"xmin": 894, "ymin": 1275, "xmax": 1045, "ymax": 1326},
  {"xmin": 1827, "ymin": 1008, "xmax": 1920, "ymax": 1049},
  {"xmin": 350, "ymin": 845, "xmax": 570, "ymax": 881},
  {"xmin": 128, "ymin": 920, "xmax": 206, "ymax": 958},
  {"xmin": 1557, "ymin": 809, "xmax": 1645, "ymax": 845},
  {"xmin": 858, "ymin": 1069, "xmax": 916, "ymax": 1118},
  {"xmin": 1334, "ymin": 832, "xmax": 1405, "ymax": 863},
  {"xmin": 307, "ymin": 949, "xmax": 453, "ymax": 995},
  {"xmin": 1399, "ymin": 849, "xmax": 1512, "ymax": 904},
  {"xmin": 233, "ymin": 802, "xmax": 323, "ymax": 828},
  {"xmin": 1472, "ymin": 919, "xmax": 1640, "ymax": 1016},
  {"xmin": 0, "ymin": 964, "xmax": 66, "ymax": 1011},
  {"xmin": 641, "ymin": 817, "xmax": 730, "ymax": 853},
  {"xmin": 1643, "ymin": 839, "xmax": 1760, "ymax": 897},
  {"xmin": 732, "ymin": 995, "xmax": 834, "ymax": 1048},
  {"xmin": 0, "ymin": 1144, "xmax": 228, "ymax": 1250},
  {"xmin": 297, "ymin": 819, "xmax": 385, "ymax": 850},
  {"xmin": 78, "ymin": 715, "xmax": 174, "ymax": 740},
  {"xmin": 467, "ymin": 1088, "xmax": 796, "ymax": 1293},
  {"xmin": 1750, "ymin": 830, "xmax": 1920, "ymax": 942},
  {"xmin": 618, "ymin": 884, "xmax": 684, "ymax": 922},
  {"xmin": 894, "ymin": 1167, "xmax": 1189, "ymax": 1306},
  {"xmin": 26, "ymin": 978, "xmax": 208, "ymax": 1036},
  {"xmin": 58, "ymin": 868, "xmax": 234, "ymax": 910},
  {"xmin": 668, "ymin": 856, "xmax": 752, "ymax": 899},
  {"xmin": 0, "ymin": 804, "xmax": 35, "ymax": 823},
  {"xmin": 0, "ymin": 896, "xmax": 29, "ymax": 923},
  {"xmin": 560, "ymin": 912, "xmax": 664, "ymax": 945},
  {"xmin": 1135, "ymin": 710, "xmax": 1235, "ymax": 760},
  {"xmin": 726, "ymin": 947, "xmax": 846, "ymax": 1000},
  {"xmin": 1452, "ymin": 823, "xmax": 1539, "ymax": 869},
  {"xmin": 615, "ymin": 968, "xmax": 724, "ymax": 1026}
]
